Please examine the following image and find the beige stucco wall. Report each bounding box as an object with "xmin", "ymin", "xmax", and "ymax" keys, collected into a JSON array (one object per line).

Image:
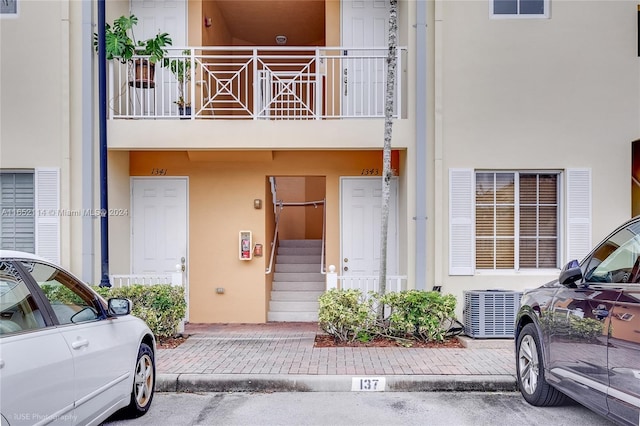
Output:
[
  {"xmin": 435, "ymin": 1, "xmax": 640, "ymax": 312},
  {"xmin": 1, "ymin": 0, "xmax": 75, "ymax": 271},
  {"xmin": 107, "ymin": 119, "xmax": 413, "ymax": 150},
  {"xmin": 0, "ymin": 2, "xmax": 66, "ymax": 168},
  {"xmin": 106, "ymin": 151, "xmax": 131, "ymax": 278}
]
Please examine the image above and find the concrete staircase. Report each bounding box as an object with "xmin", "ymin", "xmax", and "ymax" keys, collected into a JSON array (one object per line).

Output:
[{"xmin": 267, "ymin": 239, "xmax": 324, "ymax": 322}]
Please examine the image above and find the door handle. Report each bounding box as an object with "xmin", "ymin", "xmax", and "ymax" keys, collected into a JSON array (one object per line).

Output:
[
  {"xmin": 0, "ymin": 359, "xmax": 4, "ymax": 369},
  {"xmin": 343, "ymin": 68, "xmax": 348, "ymax": 96},
  {"xmin": 180, "ymin": 256, "xmax": 186, "ymax": 272},
  {"xmin": 71, "ymin": 339, "xmax": 89, "ymax": 350}
]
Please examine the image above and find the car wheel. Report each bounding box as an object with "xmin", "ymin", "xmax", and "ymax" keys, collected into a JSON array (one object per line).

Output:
[
  {"xmin": 124, "ymin": 342, "xmax": 155, "ymax": 417},
  {"xmin": 516, "ymin": 323, "xmax": 566, "ymax": 406}
]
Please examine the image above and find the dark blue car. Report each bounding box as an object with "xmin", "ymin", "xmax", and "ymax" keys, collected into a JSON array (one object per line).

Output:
[{"xmin": 515, "ymin": 216, "xmax": 640, "ymax": 426}]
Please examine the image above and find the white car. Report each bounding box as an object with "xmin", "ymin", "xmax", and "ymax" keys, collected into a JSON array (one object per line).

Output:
[{"xmin": 0, "ymin": 251, "xmax": 156, "ymax": 425}]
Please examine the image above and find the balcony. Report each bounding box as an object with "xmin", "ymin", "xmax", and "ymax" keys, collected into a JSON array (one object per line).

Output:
[{"xmin": 107, "ymin": 46, "xmax": 406, "ymax": 121}]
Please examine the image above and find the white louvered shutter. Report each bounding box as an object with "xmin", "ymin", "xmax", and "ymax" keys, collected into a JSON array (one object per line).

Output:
[
  {"xmin": 449, "ymin": 169, "xmax": 474, "ymax": 275},
  {"xmin": 35, "ymin": 168, "xmax": 60, "ymax": 264},
  {"xmin": 566, "ymin": 168, "xmax": 591, "ymax": 263}
]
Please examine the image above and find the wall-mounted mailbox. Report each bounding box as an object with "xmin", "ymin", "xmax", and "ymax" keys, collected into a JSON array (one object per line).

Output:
[{"xmin": 239, "ymin": 230, "xmax": 252, "ymax": 260}]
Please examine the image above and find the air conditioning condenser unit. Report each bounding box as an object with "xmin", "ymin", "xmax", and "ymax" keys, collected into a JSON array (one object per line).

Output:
[{"xmin": 463, "ymin": 290, "xmax": 522, "ymax": 338}]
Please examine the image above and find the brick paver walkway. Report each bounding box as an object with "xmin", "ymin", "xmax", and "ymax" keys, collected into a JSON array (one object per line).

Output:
[{"xmin": 157, "ymin": 323, "xmax": 515, "ymax": 377}]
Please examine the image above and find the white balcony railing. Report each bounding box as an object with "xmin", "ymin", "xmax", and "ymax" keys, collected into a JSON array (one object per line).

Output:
[
  {"xmin": 107, "ymin": 46, "xmax": 406, "ymax": 120},
  {"xmin": 338, "ymin": 275, "xmax": 407, "ymax": 294},
  {"xmin": 109, "ymin": 274, "xmax": 174, "ymax": 287}
]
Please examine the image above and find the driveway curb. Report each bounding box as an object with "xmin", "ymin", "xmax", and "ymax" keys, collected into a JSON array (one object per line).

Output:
[{"xmin": 156, "ymin": 373, "xmax": 518, "ymax": 393}]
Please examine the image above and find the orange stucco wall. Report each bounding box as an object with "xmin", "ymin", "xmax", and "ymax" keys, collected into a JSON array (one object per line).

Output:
[
  {"xmin": 128, "ymin": 149, "xmax": 401, "ymax": 323},
  {"xmin": 272, "ymin": 176, "xmax": 326, "ymax": 240},
  {"xmin": 201, "ymin": 0, "xmax": 233, "ymax": 46}
]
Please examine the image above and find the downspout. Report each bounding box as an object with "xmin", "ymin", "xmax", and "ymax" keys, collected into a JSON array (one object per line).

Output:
[
  {"xmin": 415, "ymin": 0, "xmax": 428, "ymax": 290},
  {"xmin": 98, "ymin": 0, "xmax": 110, "ymax": 287},
  {"xmin": 82, "ymin": 0, "xmax": 95, "ymax": 282}
]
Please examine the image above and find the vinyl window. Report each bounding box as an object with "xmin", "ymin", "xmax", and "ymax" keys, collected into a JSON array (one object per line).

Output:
[
  {"xmin": 491, "ymin": 0, "xmax": 549, "ymax": 18},
  {"xmin": 0, "ymin": 172, "xmax": 35, "ymax": 253},
  {"xmin": 475, "ymin": 172, "xmax": 558, "ymax": 270}
]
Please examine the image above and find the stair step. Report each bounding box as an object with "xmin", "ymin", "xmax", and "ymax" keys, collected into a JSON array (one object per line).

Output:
[
  {"xmin": 269, "ymin": 301, "xmax": 320, "ymax": 312},
  {"xmin": 272, "ymin": 281, "xmax": 325, "ymax": 291},
  {"xmin": 277, "ymin": 247, "xmax": 322, "ymax": 255},
  {"xmin": 268, "ymin": 311, "xmax": 319, "ymax": 322},
  {"xmin": 270, "ymin": 290, "xmax": 323, "ymax": 301},
  {"xmin": 273, "ymin": 272, "xmax": 324, "ymax": 282},
  {"xmin": 279, "ymin": 239, "xmax": 322, "ymax": 248},
  {"xmin": 276, "ymin": 255, "xmax": 321, "ymax": 264},
  {"xmin": 268, "ymin": 239, "xmax": 324, "ymax": 323},
  {"xmin": 275, "ymin": 263, "xmax": 320, "ymax": 273}
]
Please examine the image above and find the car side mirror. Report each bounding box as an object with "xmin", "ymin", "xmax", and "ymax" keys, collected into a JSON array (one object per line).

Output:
[
  {"xmin": 559, "ymin": 259, "xmax": 583, "ymax": 286},
  {"xmin": 108, "ymin": 298, "xmax": 131, "ymax": 316}
]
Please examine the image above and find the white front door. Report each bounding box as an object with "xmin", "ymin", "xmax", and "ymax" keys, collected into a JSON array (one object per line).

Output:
[
  {"xmin": 130, "ymin": 0, "xmax": 187, "ymax": 115},
  {"xmin": 341, "ymin": 0, "xmax": 389, "ymax": 117},
  {"xmin": 341, "ymin": 177, "xmax": 398, "ymax": 279},
  {"xmin": 131, "ymin": 178, "xmax": 188, "ymax": 314}
]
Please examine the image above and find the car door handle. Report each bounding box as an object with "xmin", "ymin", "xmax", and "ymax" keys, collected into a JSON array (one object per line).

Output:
[
  {"xmin": 0, "ymin": 359, "xmax": 4, "ymax": 369},
  {"xmin": 71, "ymin": 339, "xmax": 89, "ymax": 350}
]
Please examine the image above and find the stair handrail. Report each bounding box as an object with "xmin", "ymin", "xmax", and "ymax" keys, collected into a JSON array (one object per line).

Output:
[
  {"xmin": 321, "ymin": 198, "xmax": 326, "ymax": 274},
  {"xmin": 265, "ymin": 199, "xmax": 326, "ymax": 275},
  {"xmin": 276, "ymin": 200, "xmax": 325, "ymax": 207},
  {"xmin": 265, "ymin": 201, "xmax": 283, "ymax": 274}
]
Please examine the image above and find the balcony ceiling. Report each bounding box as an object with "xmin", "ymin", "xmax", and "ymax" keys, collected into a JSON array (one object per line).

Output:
[{"xmin": 216, "ymin": 0, "xmax": 325, "ymax": 46}]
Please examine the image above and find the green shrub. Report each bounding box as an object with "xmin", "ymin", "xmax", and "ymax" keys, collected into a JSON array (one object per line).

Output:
[
  {"xmin": 318, "ymin": 289, "xmax": 458, "ymax": 344},
  {"xmin": 93, "ymin": 284, "xmax": 186, "ymax": 339},
  {"xmin": 318, "ymin": 289, "xmax": 376, "ymax": 342},
  {"xmin": 378, "ymin": 290, "xmax": 457, "ymax": 342},
  {"xmin": 41, "ymin": 284, "xmax": 85, "ymax": 305}
]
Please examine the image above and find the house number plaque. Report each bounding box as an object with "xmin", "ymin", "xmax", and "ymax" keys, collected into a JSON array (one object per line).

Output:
[{"xmin": 351, "ymin": 377, "xmax": 386, "ymax": 392}]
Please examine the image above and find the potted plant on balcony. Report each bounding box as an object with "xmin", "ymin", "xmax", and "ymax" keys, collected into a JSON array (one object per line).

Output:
[
  {"xmin": 165, "ymin": 50, "xmax": 192, "ymax": 118},
  {"xmin": 94, "ymin": 14, "xmax": 172, "ymax": 88}
]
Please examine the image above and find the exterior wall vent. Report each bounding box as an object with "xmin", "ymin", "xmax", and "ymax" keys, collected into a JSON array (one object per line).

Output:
[{"xmin": 463, "ymin": 290, "xmax": 522, "ymax": 338}]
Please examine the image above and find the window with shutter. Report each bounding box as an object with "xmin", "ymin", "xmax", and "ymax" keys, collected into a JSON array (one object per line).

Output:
[
  {"xmin": 450, "ymin": 168, "xmax": 590, "ymax": 275},
  {"xmin": 0, "ymin": 169, "xmax": 60, "ymax": 264}
]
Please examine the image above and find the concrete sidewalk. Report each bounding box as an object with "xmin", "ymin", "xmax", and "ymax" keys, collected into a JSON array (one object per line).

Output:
[{"xmin": 155, "ymin": 323, "xmax": 517, "ymax": 393}]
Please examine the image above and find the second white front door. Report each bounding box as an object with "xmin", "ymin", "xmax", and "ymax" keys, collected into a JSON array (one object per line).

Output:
[
  {"xmin": 130, "ymin": 0, "xmax": 187, "ymax": 115},
  {"xmin": 341, "ymin": 177, "xmax": 398, "ymax": 278},
  {"xmin": 131, "ymin": 178, "xmax": 188, "ymax": 277},
  {"xmin": 341, "ymin": 0, "xmax": 389, "ymax": 117}
]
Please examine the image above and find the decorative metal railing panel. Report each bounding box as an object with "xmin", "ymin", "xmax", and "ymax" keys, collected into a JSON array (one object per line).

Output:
[{"xmin": 107, "ymin": 46, "xmax": 405, "ymax": 120}]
